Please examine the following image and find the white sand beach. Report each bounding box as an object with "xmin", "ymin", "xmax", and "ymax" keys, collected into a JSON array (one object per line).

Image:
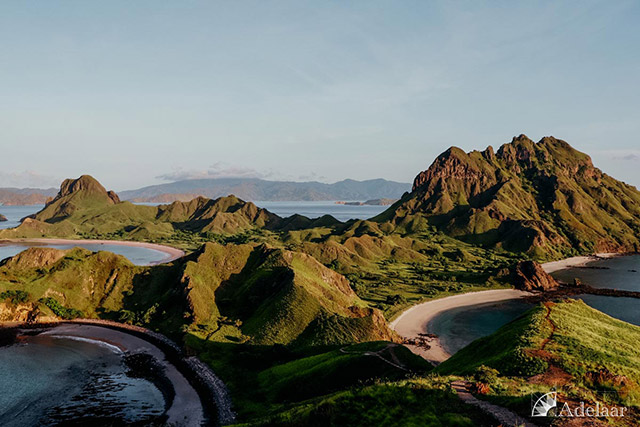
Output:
[
  {"xmin": 541, "ymin": 253, "xmax": 620, "ymax": 274},
  {"xmin": 390, "ymin": 289, "xmax": 532, "ymax": 364}
]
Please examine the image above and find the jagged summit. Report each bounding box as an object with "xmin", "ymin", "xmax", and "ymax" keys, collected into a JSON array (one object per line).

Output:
[
  {"xmin": 56, "ymin": 175, "xmax": 121, "ymax": 203},
  {"xmin": 385, "ymin": 135, "xmax": 640, "ymax": 259}
]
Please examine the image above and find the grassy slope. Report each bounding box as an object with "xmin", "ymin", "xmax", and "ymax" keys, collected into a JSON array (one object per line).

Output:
[
  {"xmin": 438, "ymin": 299, "xmax": 640, "ymax": 422},
  {"xmin": 240, "ymin": 377, "xmax": 496, "ymax": 427},
  {"xmin": 0, "ymin": 243, "xmax": 394, "ymax": 346},
  {"xmin": 186, "ymin": 337, "xmax": 432, "ymax": 421},
  {"xmin": 436, "ymin": 304, "xmax": 551, "ymax": 377}
]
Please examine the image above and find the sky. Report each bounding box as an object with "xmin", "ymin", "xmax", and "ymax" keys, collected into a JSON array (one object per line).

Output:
[{"xmin": 1, "ymin": 1, "xmax": 639, "ymax": 191}]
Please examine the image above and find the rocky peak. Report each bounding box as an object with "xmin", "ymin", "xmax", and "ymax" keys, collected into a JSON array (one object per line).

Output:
[
  {"xmin": 53, "ymin": 175, "xmax": 120, "ymax": 205},
  {"xmin": 412, "ymin": 146, "xmax": 483, "ymax": 191}
]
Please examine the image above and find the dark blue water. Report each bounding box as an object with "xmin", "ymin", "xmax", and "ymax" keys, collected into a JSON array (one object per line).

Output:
[
  {"xmin": 575, "ymin": 294, "xmax": 640, "ymax": 326},
  {"xmin": 550, "ymin": 255, "xmax": 640, "ymax": 327},
  {"xmin": 430, "ymin": 256, "xmax": 640, "ymax": 355},
  {"xmin": 552, "ymin": 255, "xmax": 640, "ymax": 292},
  {"xmin": 428, "ymin": 299, "xmax": 534, "ymax": 355},
  {"xmin": 0, "ymin": 334, "xmax": 164, "ymax": 426}
]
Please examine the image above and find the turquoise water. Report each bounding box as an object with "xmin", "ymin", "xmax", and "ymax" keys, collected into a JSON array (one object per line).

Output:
[
  {"xmin": 428, "ymin": 299, "xmax": 534, "ymax": 355},
  {"xmin": 0, "ymin": 242, "xmax": 170, "ymax": 266},
  {"xmin": 0, "ymin": 334, "xmax": 164, "ymax": 426}
]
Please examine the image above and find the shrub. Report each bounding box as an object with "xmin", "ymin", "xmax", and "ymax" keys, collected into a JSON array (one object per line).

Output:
[
  {"xmin": 0, "ymin": 290, "xmax": 29, "ymax": 304},
  {"xmin": 38, "ymin": 297, "xmax": 84, "ymax": 319}
]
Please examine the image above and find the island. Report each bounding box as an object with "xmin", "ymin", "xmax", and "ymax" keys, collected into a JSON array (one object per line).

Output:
[
  {"xmin": 335, "ymin": 198, "xmax": 398, "ymax": 206},
  {"xmin": 2, "ymin": 134, "xmax": 640, "ymax": 425}
]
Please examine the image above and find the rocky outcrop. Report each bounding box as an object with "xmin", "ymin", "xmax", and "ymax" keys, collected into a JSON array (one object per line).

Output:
[
  {"xmin": 49, "ymin": 175, "xmax": 120, "ymax": 207},
  {"xmin": 0, "ymin": 247, "xmax": 68, "ymax": 269},
  {"xmin": 0, "ymin": 214, "xmax": 7, "ymax": 222},
  {"xmin": 511, "ymin": 261, "xmax": 558, "ymax": 291}
]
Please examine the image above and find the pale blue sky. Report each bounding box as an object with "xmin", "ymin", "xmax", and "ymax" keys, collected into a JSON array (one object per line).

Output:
[{"xmin": 1, "ymin": 1, "xmax": 639, "ymax": 190}]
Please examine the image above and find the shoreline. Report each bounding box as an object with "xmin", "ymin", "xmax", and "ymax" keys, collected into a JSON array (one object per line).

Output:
[
  {"xmin": 391, "ymin": 252, "xmax": 635, "ymax": 366},
  {"xmin": 541, "ymin": 252, "xmax": 622, "ymax": 274},
  {"xmin": 0, "ymin": 238, "xmax": 185, "ymax": 265},
  {"xmin": 39, "ymin": 324, "xmax": 203, "ymax": 426},
  {"xmin": 1, "ymin": 319, "xmax": 235, "ymax": 426},
  {"xmin": 390, "ymin": 289, "xmax": 532, "ymax": 365}
]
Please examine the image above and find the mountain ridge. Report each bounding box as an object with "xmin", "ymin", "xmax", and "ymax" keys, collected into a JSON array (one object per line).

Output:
[
  {"xmin": 378, "ymin": 134, "xmax": 640, "ymax": 259},
  {"xmin": 0, "ymin": 188, "xmax": 57, "ymax": 206},
  {"xmin": 119, "ymin": 177, "xmax": 411, "ymax": 202},
  {"xmin": 0, "ymin": 175, "xmax": 294, "ymax": 239}
]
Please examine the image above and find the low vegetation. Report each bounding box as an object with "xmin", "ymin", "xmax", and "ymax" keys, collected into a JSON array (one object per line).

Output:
[
  {"xmin": 438, "ymin": 299, "xmax": 640, "ymax": 424},
  {"xmin": 3, "ymin": 135, "xmax": 640, "ymax": 424}
]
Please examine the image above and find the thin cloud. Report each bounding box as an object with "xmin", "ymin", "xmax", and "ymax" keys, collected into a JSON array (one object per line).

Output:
[
  {"xmin": 0, "ymin": 171, "xmax": 60, "ymax": 188},
  {"xmin": 297, "ymin": 172, "xmax": 328, "ymax": 182},
  {"xmin": 157, "ymin": 163, "xmax": 277, "ymax": 182},
  {"xmin": 609, "ymin": 151, "xmax": 640, "ymax": 162}
]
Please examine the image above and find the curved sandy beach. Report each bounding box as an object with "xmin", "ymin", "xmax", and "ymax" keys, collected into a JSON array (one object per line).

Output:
[
  {"xmin": 391, "ymin": 289, "xmax": 532, "ymax": 365},
  {"xmin": 0, "ymin": 238, "xmax": 185, "ymax": 265},
  {"xmin": 541, "ymin": 252, "xmax": 620, "ymax": 274},
  {"xmin": 39, "ymin": 323, "xmax": 205, "ymax": 427}
]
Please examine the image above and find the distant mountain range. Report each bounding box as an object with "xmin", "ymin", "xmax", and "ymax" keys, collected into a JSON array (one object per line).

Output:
[
  {"xmin": 118, "ymin": 178, "xmax": 411, "ymax": 203},
  {"xmin": 0, "ymin": 188, "xmax": 57, "ymax": 206},
  {"xmin": 0, "ymin": 178, "xmax": 411, "ymax": 205}
]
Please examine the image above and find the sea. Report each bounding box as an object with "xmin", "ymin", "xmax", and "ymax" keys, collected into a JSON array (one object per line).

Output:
[{"xmin": 0, "ymin": 334, "xmax": 164, "ymax": 426}]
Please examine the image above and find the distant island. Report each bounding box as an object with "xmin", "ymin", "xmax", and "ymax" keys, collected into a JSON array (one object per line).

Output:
[
  {"xmin": 0, "ymin": 188, "xmax": 56, "ymax": 206},
  {"xmin": 335, "ymin": 198, "xmax": 398, "ymax": 206},
  {"xmin": 1, "ymin": 178, "xmax": 410, "ymax": 205},
  {"xmin": 0, "ymin": 214, "xmax": 7, "ymax": 222}
]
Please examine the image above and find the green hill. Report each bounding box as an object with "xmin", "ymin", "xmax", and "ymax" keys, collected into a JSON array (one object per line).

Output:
[
  {"xmin": 240, "ymin": 377, "xmax": 495, "ymax": 426},
  {"xmin": 188, "ymin": 339, "xmax": 432, "ymax": 420},
  {"xmin": 437, "ymin": 299, "xmax": 640, "ymax": 423},
  {"xmin": 0, "ymin": 243, "xmax": 395, "ymax": 345},
  {"xmin": 0, "ymin": 175, "xmax": 284, "ymax": 241},
  {"xmin": 377, "ymin": 135, "xmax": 640, "ymax": 260}
]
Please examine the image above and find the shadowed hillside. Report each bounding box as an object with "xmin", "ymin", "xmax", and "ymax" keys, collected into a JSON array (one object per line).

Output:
[{"xmin": 0, "ymin": 243, "xmax": 395, "ymax": 345}]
